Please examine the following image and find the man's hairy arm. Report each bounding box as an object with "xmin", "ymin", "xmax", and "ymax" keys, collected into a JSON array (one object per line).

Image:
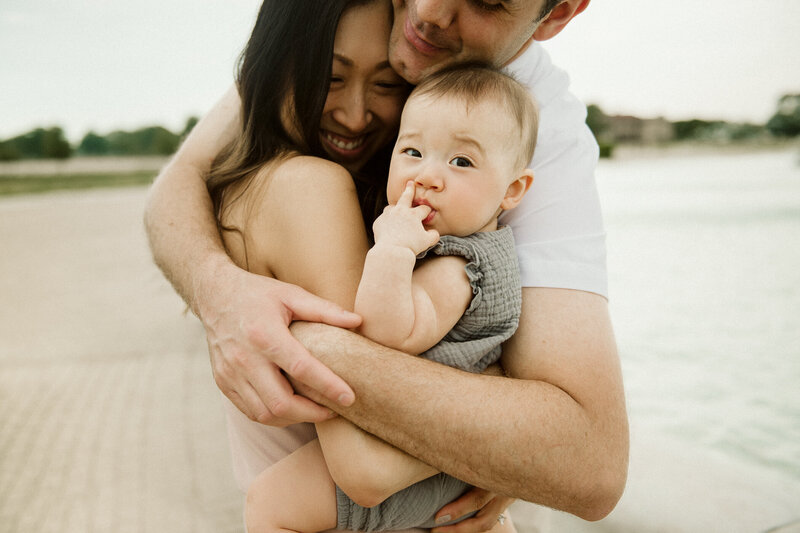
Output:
[
  {"xmin": 292, "ymin": 287, "xmax": 629, "ymax": 521},
  {"xmin": 143, "ymin": 85, "xmax": 360, "ymax": 425},
  {"xmin": 144, "ymin": 85, "xmax": 240, "ymax": 309}
]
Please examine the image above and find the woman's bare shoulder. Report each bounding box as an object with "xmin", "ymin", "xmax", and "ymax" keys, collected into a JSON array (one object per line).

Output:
[
  {"xmin": 245, "ymin": 154, "xmax": 362, "ymax": 232},
  {"xmin": 244, "ymin": 154, "xmax": 369, "ymax": 302},
  {"xmin": 231, "ymin": 154, "xmax": 357, "ymax": 220},
  {"xmin": 267, "ymin": 154, "xmax": 356, "ymax": 195}
]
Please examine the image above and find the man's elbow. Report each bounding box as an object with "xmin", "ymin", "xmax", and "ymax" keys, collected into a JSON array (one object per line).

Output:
[
  {"xmin": 568, "ymin": 431, "xmax": 629, "ymax": 521},
  {"xmin": 574, "ymin": 462, "xmax": 628, "ymax": 521}
]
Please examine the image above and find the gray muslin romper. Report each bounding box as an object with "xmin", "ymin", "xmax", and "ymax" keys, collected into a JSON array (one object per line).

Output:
[{"xmin": 336, "ymin": 226, "xmax": 522, "ymax": 532}]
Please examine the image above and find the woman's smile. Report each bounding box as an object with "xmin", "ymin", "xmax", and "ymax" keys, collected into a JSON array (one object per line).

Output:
[
  {"xmin": 322, "ymin": 129, "xmax": 367, "ymax": 150},
  {"xmin": 320, "ymin": 129, "xmax": 371, "ymax": 164}
]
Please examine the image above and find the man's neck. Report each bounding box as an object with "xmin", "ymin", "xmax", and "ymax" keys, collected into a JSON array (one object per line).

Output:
[{"xmin": 504, "ymin": 36, "xmax": 536, "ymax": 67}]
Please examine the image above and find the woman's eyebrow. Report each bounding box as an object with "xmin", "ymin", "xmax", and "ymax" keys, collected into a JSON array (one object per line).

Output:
[
  {"xmin": 333, "ymin": 53, "xmax": 353, "ymax": 66},
  {"xmin": 333, "ymin": 54, "xmax": 392, "ymax": 71}
]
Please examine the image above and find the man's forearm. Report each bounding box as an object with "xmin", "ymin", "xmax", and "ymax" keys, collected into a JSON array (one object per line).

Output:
[
  {"xmin": 145, "ymin": 158, "xmax": 230, "ymax": 312},
  {"xmin": 291, "ymin": 289, "xmax": 628, "ymax": 520},
  {"xmin": 144, "ymin": 85, "xmax": 242, "ymax": 315},
  {"xmin": 294, "ymin": 325, "xmax": 576, "ymax": 499}
]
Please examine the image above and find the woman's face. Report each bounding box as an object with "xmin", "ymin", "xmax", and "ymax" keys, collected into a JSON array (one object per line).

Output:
[{"xmin": 320, "ymin": 0, "xmax": 409, "ymax": 173}]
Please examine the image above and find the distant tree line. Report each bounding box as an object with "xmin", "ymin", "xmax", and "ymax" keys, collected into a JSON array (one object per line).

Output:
[
  {"xmin": 3, "ymin": 93, "xmax": 799, "ymax": 162},
  {"xmin": 0, "ymin": 127, "xmax": 72, "ymax": 161},
  {"xmin": 765, "ymin": 94, "xmax": 800, "ymax": 137},
  {"xmin": 0, "ymin": 117, "xmax": 199, "ymax": 162},
  {"xmin": 586, "ymin": 92, "xmax": 800, "ymax": 157}
]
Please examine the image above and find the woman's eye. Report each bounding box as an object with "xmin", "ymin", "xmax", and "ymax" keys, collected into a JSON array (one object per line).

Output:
[
  {"xmin": 450, "ymin": 156, "xmax": 472, "ymax": 168},
  {"xmin": 402, "ymin": 148, "xmax": 422, "ymax": 158},
  {"xmin": 376, "ymin": 81, "xmax": 404, "ymax": 90}
]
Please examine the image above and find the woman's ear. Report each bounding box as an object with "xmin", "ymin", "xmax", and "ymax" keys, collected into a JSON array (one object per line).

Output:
[
  {"xmin": 533, "ymin": 0, "xmax": 590, "ymax": 42},
  {"xmin": 500, "ymin": 170, "xmax": 534, "ymax": 211}
]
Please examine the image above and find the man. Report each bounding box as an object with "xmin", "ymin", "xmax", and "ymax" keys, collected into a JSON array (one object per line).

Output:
[{"xmin": 145, "ymin": 0, "xmax": 628, "ymax": 528}]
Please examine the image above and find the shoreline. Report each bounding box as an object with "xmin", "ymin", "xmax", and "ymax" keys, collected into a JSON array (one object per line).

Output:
[
  {"xmin": 609, "ymin": 138, "xmax": 800, "ymax": 161},
  {"xmin": 2, "ymin": 140, "xmax": 799, "ymax": 177},
  {"xmin": 0, "ymin": 155, "xmax": 170, "ymax": 176}
]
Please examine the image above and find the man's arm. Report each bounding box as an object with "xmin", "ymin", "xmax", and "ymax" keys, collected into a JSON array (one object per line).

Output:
[
  {"xmin": 143, "ymin": 85, "xmax": 360, "ymax": 425},
  {"xmin": 292, "ymin": 287, "xmax": 628, "ymax": 521},
  {"xmin": 144, "ymin": 85, "xmax": 239, "ymax": 309}
]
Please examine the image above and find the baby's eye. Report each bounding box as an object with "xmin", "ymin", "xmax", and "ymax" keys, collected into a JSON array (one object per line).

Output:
[
  {"xmin": 450, "ymin": 156, "xmax": 472, "ymax": 168},
  {"xmin": 402, "ymin": 148, "xmax": 422, "ymax": 158}
]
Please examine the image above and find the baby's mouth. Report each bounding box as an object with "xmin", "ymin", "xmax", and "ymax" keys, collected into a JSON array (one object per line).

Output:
[{"xmin": 413, "ymin": 198, "xmax": 436, "ymax": 224}]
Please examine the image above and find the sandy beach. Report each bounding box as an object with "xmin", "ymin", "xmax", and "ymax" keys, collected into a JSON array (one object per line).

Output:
[
  {"xmin": 2, "ymin": 185, "xmax": 799, "ymax": 533},
  {"xmin": 0, "ymin": 187, "xmax": 243, "ymax": 531}
]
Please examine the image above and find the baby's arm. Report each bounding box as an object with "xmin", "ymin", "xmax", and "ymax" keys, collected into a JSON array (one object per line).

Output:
[
  {"xmin": 318, "ymin": 182, "xmax": 474, "ymax": 507},
  {"xmin": 319, "ymin": 261, "xmax": 472, "ymax": 510},
  {"xmin": 355, "ymin": 181, "xmax": 473, "ymax": 355}
]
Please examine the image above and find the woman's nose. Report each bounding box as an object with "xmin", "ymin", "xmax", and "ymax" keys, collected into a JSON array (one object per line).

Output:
[{"xmin": 332, "ymin": 90, "xmax": 372, "ymax": 133}]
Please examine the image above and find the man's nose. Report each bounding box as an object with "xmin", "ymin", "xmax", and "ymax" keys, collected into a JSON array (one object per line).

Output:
[{"xmin": 415, "ymin": 0, "xmax": 457, "ymax": 30}]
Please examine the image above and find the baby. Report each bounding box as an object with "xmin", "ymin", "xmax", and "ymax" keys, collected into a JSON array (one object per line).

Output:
[{"xmin": 246, "ymin": 63, "xmax": 538, "ymax": 533}]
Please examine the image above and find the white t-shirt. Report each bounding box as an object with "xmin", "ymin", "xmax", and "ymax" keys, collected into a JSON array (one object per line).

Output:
[{"xmin": 502, "ymin": 42, "xmax": 608, "ymax": 298}]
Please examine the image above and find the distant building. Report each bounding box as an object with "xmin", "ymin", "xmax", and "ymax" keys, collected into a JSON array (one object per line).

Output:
[{"xmin": 606, "ymin": 115, "xmax": 674, "ymax": 144}]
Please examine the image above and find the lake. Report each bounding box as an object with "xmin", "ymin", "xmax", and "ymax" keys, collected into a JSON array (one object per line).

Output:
[{"xmin": 552, "ymin": 146, "xmax": 800, "ymax": 532}]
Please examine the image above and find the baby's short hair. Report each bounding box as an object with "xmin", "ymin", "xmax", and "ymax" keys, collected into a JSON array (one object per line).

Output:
[{"xmin": 410, "ymin": 62, "xmax": 539, "ymax": 168}]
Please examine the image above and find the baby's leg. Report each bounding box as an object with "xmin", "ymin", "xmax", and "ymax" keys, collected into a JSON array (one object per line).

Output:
[{"xmin": 245, "ymin": 439, "xmax": 338, "ymax": 533}]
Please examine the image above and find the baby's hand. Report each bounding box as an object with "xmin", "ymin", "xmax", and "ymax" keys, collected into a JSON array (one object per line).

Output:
[{"xmin": 373, "ymin": 181, "xmax": 439, "ymax": 255}]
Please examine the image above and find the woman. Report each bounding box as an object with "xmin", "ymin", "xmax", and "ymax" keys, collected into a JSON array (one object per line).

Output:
[
  {"xmin": 206, "ymin": 0, "xmax": 438, "ymax": 522},
  {"xmin": 209, "ymin": 1, "xmax": 519, "ymax": 531},
  {"xmin": 208, "ymin": 0, "xmax": 407, "ymax": 240}
]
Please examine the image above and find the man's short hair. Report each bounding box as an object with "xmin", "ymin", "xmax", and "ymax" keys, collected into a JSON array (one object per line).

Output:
[{"xmin": 410, "ymin": 62, "xmax": 539, "ymax": 168}]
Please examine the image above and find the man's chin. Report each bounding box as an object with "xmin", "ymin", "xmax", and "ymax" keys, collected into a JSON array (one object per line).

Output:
[
  {"xmin": 390, "ymin": 51, "xmax": 441, "ymax": 85},
  {"xmin": 389, "ymin": 32, "xmax": 443, "ymax": 83}
]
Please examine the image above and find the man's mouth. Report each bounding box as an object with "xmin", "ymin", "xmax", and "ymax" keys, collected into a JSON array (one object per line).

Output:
[{"xmin": 403, "ymin": 17, "xmax": 446, "ymax": 57}]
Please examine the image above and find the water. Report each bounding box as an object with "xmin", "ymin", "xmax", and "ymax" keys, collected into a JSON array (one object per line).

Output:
[{"xmin": 595, "ymin": 146, "xmax": 800, "ymax": 525}]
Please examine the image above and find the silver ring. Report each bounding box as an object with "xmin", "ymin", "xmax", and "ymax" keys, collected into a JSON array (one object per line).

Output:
[{"xmin": 497, "ymin": 514, "xmax": 506, "ymax": 525}]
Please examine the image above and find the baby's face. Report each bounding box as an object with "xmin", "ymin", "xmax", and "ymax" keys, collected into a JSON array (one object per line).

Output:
[{"xmin": 387, "ymin": 93, "xmax": 524, "ymax": 236}]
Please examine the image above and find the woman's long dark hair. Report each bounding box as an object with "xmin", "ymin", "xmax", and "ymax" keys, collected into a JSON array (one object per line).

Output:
[{"xmin": 208, "ymin": 0, "xmax": 389, "ymax": 227}]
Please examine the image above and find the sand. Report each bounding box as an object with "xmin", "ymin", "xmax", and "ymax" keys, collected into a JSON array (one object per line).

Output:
[{"xmin": 0, "ymin": 187, "xmax": 242, "ymax": 532}]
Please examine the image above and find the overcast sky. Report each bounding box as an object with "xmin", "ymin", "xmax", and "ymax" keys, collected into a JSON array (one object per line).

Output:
[{"xmin": 2, "ymin": 0, "xmax": 799, "ymax": 142}]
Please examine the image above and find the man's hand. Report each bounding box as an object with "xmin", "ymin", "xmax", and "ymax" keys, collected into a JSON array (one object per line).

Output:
[
  {"xmin": 432, "ymin": 488, "xmax": 515, "ymax": 533},
  {"xmin": 202, "ymin": 265, "xmax": 362, "ymax": 426}
]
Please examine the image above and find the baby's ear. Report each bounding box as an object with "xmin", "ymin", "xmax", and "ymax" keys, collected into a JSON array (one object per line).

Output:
[{"xmin": 500, "ymin": 169, "xmax": 534, "ymax": 211}]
